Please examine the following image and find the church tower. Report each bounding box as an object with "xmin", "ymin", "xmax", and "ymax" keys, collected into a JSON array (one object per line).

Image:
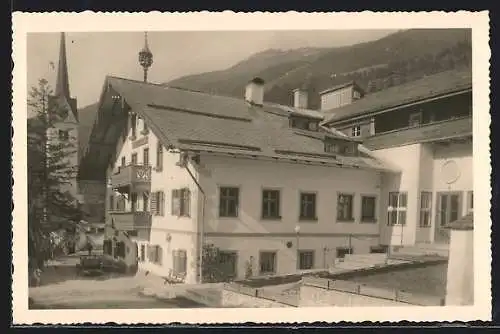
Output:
[{"xmin": 50, "ymin": 32, "xmax": 79, "ymax": 200}]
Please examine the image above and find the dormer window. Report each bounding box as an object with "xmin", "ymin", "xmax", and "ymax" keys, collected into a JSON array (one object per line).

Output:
[
  {"xmin": 351, "ymin": 125, "xmax": 361, "ymax": 137},
  {"xmin": 324, "ymin": 141, "xmax": 339, "ymax": 153},
  {"xmin": 141, "ymin": 117, "xmax": 149, "ymax": 135},
  {"xmin": 290, "ymin": 116, "xmax": 319, "ymax": 131},
  {"xmin": 409, "ymin": 112, "xmax": 422, "ymax": 127},
  {"xmin": 130, "ymin": 114, "xmax": 137, "ymax": 139},
  {"xmin": 308, "ymin": 122, "xmax": 318, "ymax": 131}
]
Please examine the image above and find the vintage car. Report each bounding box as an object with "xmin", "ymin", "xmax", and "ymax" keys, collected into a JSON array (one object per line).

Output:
[{"xmin": 76, "ymin": 255, "xmax": 104, "ymax": 276}]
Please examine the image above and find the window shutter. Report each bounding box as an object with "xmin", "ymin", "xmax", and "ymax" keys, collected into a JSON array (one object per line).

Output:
[
  {"xmin": 158, "ymin": 191, "xmax": 165, "ymax": 216},
  {"xmin": 185, "ymin": 189, "xmax": 191, "ymax": 216},
  {"xmin": 147, "ymin": 245, "xmax": 154, "ymax": 261},
  {"xmin": 157, "ymin": 246, "xmax": 163, "ymax": 265},
  {"xmin": 179, "ymin": 250, "xmax": 187, "ymax": 274},
  {"xmin": 150, "ymin": 192, "xmax": 157, "ymax": 215},
  {"xmin": 172, "ymin": 250, "xmax": 179, "ymax": 274}
]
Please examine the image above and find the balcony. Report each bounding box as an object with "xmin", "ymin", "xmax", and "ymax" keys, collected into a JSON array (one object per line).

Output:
[
  {"xmin": 108, "ymin": 210, "xmax": 152, "ymax": 231},
  {"xmin": 110, "ymin": 164, "xmax": 152, "ymax": 192},
  {"xmin": 364, "ymin": 116, "xmax": 472, "ymax": 150}
]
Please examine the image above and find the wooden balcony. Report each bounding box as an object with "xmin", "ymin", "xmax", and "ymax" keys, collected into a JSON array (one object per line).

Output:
[
  {"xmin": 108, "ymin": 210, "xmax": 152, "ymax": 231},
  {"xmin": 110, "ymin": 164, "xmax": 151, "ymax": 192}
]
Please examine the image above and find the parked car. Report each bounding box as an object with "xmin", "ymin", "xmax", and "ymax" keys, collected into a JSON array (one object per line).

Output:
[{"xmin": 76, "ymin": 255, "xmax": 104, "ymax": 276}]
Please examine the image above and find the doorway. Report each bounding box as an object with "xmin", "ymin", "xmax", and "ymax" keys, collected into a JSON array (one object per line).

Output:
[{"xmin": 434, "ymin": 192, "xmax": 462, "ymax": 244}]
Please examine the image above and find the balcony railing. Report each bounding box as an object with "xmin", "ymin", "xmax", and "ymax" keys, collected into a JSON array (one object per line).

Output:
[
  {"xmin": 110, "ymin": 164, "xmax": 152, "ymax": 190},
  {"xmin": 364, "ymin": 116, "xmax": 472, "ymax": 150},
  {"xmin": 108, "ymin": 210, "xmax": 152, "ymax": 231}
]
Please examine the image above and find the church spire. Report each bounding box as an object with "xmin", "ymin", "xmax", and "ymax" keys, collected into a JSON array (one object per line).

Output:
[
  {"xmin": 138, "ymin": 32, "xmax": 153, "ymax": 83},
  {"xmin": 55, "ymin": 32, "xmax": 71, "ymax": 99}
]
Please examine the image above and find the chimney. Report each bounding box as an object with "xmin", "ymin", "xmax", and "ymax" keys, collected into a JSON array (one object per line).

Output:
[
  {"xmin": 245, "ymin": 77, "xmax": 265, "ymax": 106},
  {"xmin": 293, "ymin": 88, "xmax": 308, "ymax": 109}
]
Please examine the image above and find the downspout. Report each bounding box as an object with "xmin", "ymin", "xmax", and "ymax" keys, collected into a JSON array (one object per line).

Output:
[{"xmin": 183, "ymin": 159, "xmax": 206, "ymax": 284}]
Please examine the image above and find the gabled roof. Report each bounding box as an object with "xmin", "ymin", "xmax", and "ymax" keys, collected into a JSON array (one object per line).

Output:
[
  {"xmin": 323, "ymin": 69, "xmax": 472, "ymax": 125},
  {"xmin": 319, "ymin": 80, "xmax": 365, "ymax": 96},
  {"xmin": 81, "ymin": 76, "xmax": 395, "ymax": 175}
]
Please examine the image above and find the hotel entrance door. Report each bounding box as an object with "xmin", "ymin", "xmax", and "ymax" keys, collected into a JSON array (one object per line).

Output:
[{"xmin": 434, "ymin": 192, "xmax": 461, "ymax": 244}]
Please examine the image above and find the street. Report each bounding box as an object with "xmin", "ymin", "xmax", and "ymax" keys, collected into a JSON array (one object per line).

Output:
[{"xmin": 29, "ymin": 252, "xmax": 204, "ymax": 309}]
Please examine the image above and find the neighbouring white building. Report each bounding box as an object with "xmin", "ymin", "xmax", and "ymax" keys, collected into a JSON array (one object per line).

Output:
[
  {"xmin": 80, "ymin": 36, "xmax": 473, "ymax": 284},
  {"xmin": 322, "ymin": 69, "xmax": 473, "ymax": 248}
]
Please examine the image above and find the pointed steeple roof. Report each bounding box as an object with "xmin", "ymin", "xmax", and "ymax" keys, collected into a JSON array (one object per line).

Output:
[
  {"xmin": 56, "ymin": 32, "xmax": 71, "ymax": 99},
  {"xmin": 52, "ymin": 32, "xmax": 78, "ymax": 122}
]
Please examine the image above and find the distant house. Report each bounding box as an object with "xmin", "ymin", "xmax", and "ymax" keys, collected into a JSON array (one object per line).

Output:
[
  {"xmin": 82, "ymin": 75, "xmax": 398, "ymax": 283},
  {"xmin": 322, "ymin": 69, "xmax": 473, "ymax": 246}
]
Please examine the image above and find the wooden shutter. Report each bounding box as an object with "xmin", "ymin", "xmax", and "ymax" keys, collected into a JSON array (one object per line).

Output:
[
  {"xmin": 172, "ymin": 250, "xmax": 178, "ymax": 275},
  {"xmin": 179, "ymin": 250, "xmax": 187, "ymax": 274},
  {"xmin": 150, "ymin": 192, "xmax": 157, "ymax": 215},
  {"xmin": 182, "ymin": 188, "xmax": 191, "ymax": 217},
  {"xmin": 171, "ymin": 190, "xmax": 180, "ymax": 216},
  {"xmin": 157, "ymin": 246, "xmax": 163, "ymax": 265},
  {"xmin": 147, "ymin": 245, "xmax": 154, "ymax": 261},
  {"xmin": 159, "ymin": 191, "xmax": 165, "ymax": 216}
]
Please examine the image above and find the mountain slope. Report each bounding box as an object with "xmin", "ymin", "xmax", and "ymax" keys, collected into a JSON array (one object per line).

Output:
[{"xmin": 166, "ymin": 29, "xmax": 472, "ymax": 109}]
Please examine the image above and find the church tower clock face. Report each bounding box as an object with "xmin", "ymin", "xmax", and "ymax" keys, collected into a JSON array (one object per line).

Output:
[{"xmin": 441, "ymin": 159, "xmax": 461, "ymax": 185}]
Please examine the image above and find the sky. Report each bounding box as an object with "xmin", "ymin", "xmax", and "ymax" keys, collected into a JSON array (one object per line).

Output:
[{"xmin": 27, "ymin": 30, "xmax": 395, "ymax": 109}]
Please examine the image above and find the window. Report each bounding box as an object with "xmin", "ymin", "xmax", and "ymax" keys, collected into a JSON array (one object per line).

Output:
[
  {"xmin": 218, "ymin": 251, "xmax": 238, "ymax": 279},
  {"xmin": 172, "ymin": 249, "xmax": 187, "ymax": 276},
  {"xmin": 409, "ymin": 112, "xmax": 422, "ymax": 127},
  {"xmin": 131, "ymin": 153, "xmax": 138, "ymax": 165},
  {"xmin": 130, "ymin": 114, "xmax": 137, "ymax": 138},
  {"xmin": 351, "ymin": 125, "xmax": 361, "ymax": 137},
  {"xmin": 172, "ymin": 188, "xmax": 191, "ymax": 217},
  {"xmin": 387, "ymin": 192, "xmax": 408, "ymax": 226},
  {"xmin": 370, "ymin": 245, "xmax": 388, "ymax": 254},
  {"xmin": 324, "ymin": 141, "xmax": 339, "ymax": 153},
  {"xmin": 131, "ymin": 193, "xmax": 138, "ymax": 212},
  {"xmin": 148, "ymin": 244, "xmax": 162, "ymax": 265},
  {"xmin": 109, "ymin": 195, "xmax": 114, "ymax": 211},
  {"xmin": 143, "ymin": 148, "xmax": 149, "ymax": 166},
  {"xmin": 308, "ymin": 122, "xmax": 318, "ymax": 131},
  {"xmin": 142, "ymin": 193, "xmax": 149, "ymax": 212},
  {"xmin": 342, "ymin": 144, "xmax": 356, "ymax": 155},
  {"xmin": 419, "ymin": 192, "xmax": 432, "ymax": 227},
  {"xmin": 121, "ymin": 156, "xmax": 126, "ymax": 167},
  {"xmin": 219, "ymin": 187, "xmax": 239, "ymax": 217},
  {"xmin": 142, "ymin": 119, "xmax": 149, "ymax": 134},
  {"xmin": 156, "ymin": 143, "xmax": 163, "ymax": 170},
  {"xmin": 262, "ymin": 189, "xmax": 280, "ymax": 219},
  {"xmin": 58, "ymin": 130, "xmax": 69, "ymax": 141},
  {"xmin": 298, "ymin": 250, "xmax": 315, "ymax": 270},
  {"xmin": 361, "ymin": 196, "xmax": 377, "ymax": 222},
  {"xmin": 467, "ymin": 191, "xmax": 473, "ymax": 214},
  {"xmin": 336, "ymin": 247, "xmax": 353, "ymax": 259},
  {"xmin": 259, "ymin": 251, "xmax": 277, "ymax": 275},
  {"xmin": 150, "ymin": 191, "xmax": 165, "ymax": 216},
  {"xmin": 300, "ymin": 192, "xmax": 317, "ymax": 220},
  {"xmin": 140, "ymin": 244, "xmax": 145, "ymax": 262},
  {"xmin": 127, "ymin": 230, "xmax": 138, "ymax": 237},
  {"xmin": 337, "ymin": 194, "xmax": 354, "ymax": 222}
]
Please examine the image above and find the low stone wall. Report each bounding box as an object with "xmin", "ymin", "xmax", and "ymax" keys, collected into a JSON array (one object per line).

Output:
[
  {"xmin": 222, "ymin": 283, "xmax": 296, "ymax": 307},
  {"xmin": 300, "ymin": 276, "xmax": 444, "ymax": 307}
]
